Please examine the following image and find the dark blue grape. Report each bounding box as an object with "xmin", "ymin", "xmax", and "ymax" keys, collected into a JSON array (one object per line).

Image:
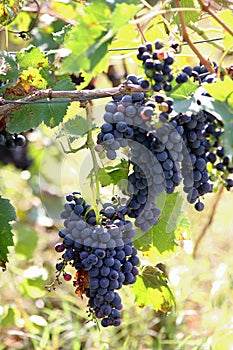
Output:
[
  {"xmin": 176, "ymin": 72, "xmax": 189, "ymax": 84},
  {"xmin": 104, "ymin": 257, "xmax": 115, "ymax": 267},
  {"xmin": 103, "ymin": 133, "xmax": 114, "ymax": 144},
  {"xmin": 100, "ymin": 265, "xmax": 110, "ymax": 276},
  {"xmin": 195, "ymin": 201, "xmax": 205, "ymax": 211},
  {"xmin": 101, "ymin": 123, "xmax": 113, "ymax": 133},
  {"xmin": 56, "ymin": 261, "xmax": 64, "ymax": 271}
]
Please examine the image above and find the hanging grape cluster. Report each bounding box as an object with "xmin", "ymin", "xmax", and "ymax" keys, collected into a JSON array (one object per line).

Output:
[
  {"xmin": 50, "ymin": 193, "xmax": 139, "ymax": 327},
  {"xmin": 51, "ymin": 38, "xmax": 233, "ymax": 327}
]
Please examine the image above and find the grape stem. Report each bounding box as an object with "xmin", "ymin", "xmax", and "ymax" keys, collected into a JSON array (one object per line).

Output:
[
  {"xmin": 58, "ymin": 123, "xmax": 88, "ymax": 154},
  {"xmin": 85, "ymin": 103, "xmax": 101, "ymax": 207},
  {"xmin": 45, "ymin": 260, "xmax": 66, "ymax": 291},
  {"xmin": 198, "ymin": 0, "xmax": 233, "ymax": 37},
  {"xmin": 173, "ymin": 0, "xmax": 215, "ymax": 73},
  {"xmin": 134, "ymin": 15, "xmax": 147, "ymax": 44}
]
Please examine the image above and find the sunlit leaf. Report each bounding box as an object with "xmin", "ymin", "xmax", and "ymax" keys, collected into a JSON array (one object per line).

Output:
[
  {"xmin": 59, "ymin": 1, "xmax": 139, "ymax": 75},
  {"xmin": 169, "ymin": 80, "xmax": 198, "ymax": 100},
  {"xmin": 132, "ymin": 265, "xmax": 175, "ymax": 312},
  {"xmin": 135, "ymin": 192, "xmax": 187, "ymax": 261},
  {"xmin": 217, "ymin": 10, "xmax": 233, "ymax": 50},
  {"xmin": 204, "ymin": 77, "xmax": 233, "ymax": 104},
  {"xmin": 16, "ymin": 46, "xmax": 49, "ymax": 71},
  {"xmin": 98, "ymin": 159, "xmax": 129, "ymax": 187}
]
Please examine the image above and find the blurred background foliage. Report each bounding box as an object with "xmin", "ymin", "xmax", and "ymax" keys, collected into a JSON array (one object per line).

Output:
[{"xmin": 0, "ymin": 0, "xmax": 233, "ymax": 349}]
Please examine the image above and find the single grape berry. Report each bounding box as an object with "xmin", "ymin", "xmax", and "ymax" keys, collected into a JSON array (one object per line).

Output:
[
  {"xmin": 63, "ymin": 273, "xmax": 72, "ymax": 281},
  {"xmin": 56, "ymin": 262, "xmax": 64, "ymax": 271},
  {"xmin": 55, "ymin": 243, "xmax": 65, "ymax": 253},
  {"xmin": 176, "ymin": 72, "xmax": 189, "ymax": 84},
  {"xmin": 15, "ymin": 134, "xmax": 26, "ymax": 147}
]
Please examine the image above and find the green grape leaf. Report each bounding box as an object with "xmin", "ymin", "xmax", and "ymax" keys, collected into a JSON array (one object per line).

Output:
[
  {"xmin": 8, "ymin": 78, "xmax": 75, "ymax": 133},
  {"xmin": 135, "ymin": 192, "xmax": 186, "ymax": 261},
  {"xmin": 62, "ymin": 115, "xmax": 96, "ymax": 140},
  {"xmin": 0, "ymin": 197, "xmax": 16, "ymax": 267},
  {"xmin": 216, "ymin": 10, "xmax": 233, "ymax": 50},
  {"xmin": 174, "ymin": 212, "xmax": 191, "ymax": 239},
  {"xmin": 172, "ymin": 98, "xmax": 193, "ymax": 113},
  {"xmin": 53, "ymin": 24, "xmax": 72, "ymax": 44},
  {"xmin": 169, "ymin": 80, "xmax": 198, "ymax": 100},
  {"xmin": 132, "ymin": 266, "xmax": 175, "ymax": 312},
  {"xmin": 16, "ymin": 46, "xmax": 49, "ymax": 70},
  {"xmin": 15, "ymin": 46, "xmax": 57, "ymax": 88},
  {"xmin": 203, "ymin": 77, "xmax": 233, "ymax": 104},
  {"xmin": 180, "ymin": 0, "xmax": 200, "ymax": 23},
  {"xmin": 172, "ymin": 0, "xmax": 200, "ymax": 26},
  {"xmin": 21, "ymin": 67, "xmax": 47, "ymax": 89},
  {"xmin": 105, "ymin": 159, "xmax": 129, "ymax": 185},
  {"xmin": 98, "ymin": 168, "xmax": 113, "ymax": 187},
  {"xmin": 98, "ymin": 160, "xmax": 129, "ymax": 187},
  {"xmin": 58, "ymin": 1, "xmax": 110, "ymax": 74},
  {"xmin": 110, "ymin": 3, "xmax": 139, "ymax": 33},
  {"xmin": 59, "ymin": 1, "xmax": 139, "ymax": 75},
  {"xmin": 14, "ymin": 223, "xmax": 38, "ymax": 259},
  {"xmin": 87, "ymin": 33, "xmax": 114, "ymax": 72}
]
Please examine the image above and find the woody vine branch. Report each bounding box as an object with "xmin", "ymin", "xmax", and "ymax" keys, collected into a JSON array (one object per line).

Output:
[{"xmin": 0, "ymin": 83, "xmax": 148, "ymax": 118}]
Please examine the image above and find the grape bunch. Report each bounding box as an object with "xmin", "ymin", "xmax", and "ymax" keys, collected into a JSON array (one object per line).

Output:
[
  {"xmin": 136, "ymin": 40, "xmax": 221, "ymax": 92},
  {"xmin": 97, "ymin": 85, "xmax": 185, "ymax": 230},
  {"xmin": 0, "ymin": 127, "xmax": 31, "ymax": 169},
  {"xmin": 98, "ymin": 87, "xmax": 232, "ymax": 217},
  {"xmin": 52, "ymin": 192, "xmax": 139, "ymax": 327},
  {"xmin": 0, "ymin": 130, "xmax": 26, "ymax": 149},
  {"xmin": 0, "ymin": 144, "xmax": 33, "ymax": 170},
  {"xmin": 137, "ymin": 40, "xmax": 175, "ymax": 93},
  {"xmin": 126, "ymin": 120, "xmax": 183, "ymax": 231},
  {"xmin": 96, "ymin": 76, "xmax": 149, "ymax": 161},
  {"xmin": 171, "ymin": 109, "xmax": 233, "ymax": 210},
  {"xmin": 191, "ymin": 62, "xmax": 218, "ymax": 83}
]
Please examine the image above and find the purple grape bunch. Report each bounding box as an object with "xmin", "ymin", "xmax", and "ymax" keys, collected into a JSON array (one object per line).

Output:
[{"xmin": 54, "ymin": 192, "xmax": 140, "ymax": 327}]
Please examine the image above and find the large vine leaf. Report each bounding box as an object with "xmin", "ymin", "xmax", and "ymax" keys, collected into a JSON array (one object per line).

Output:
[
  {"xmin": 169, "ymin": 80, "xmax": 199, "ymax": 100},
  {"xmin": 7, "ymin": 78, "xmax": 75, "ymax": 133},
  {"xmin": 16, "ymin": 46, "xmax": 57, "ymax": 87},
  {"xmin": 135, "ymin": 192, "xmax": 189, "ymax": 262},
  {"xmin": 132, "ymin": 266, "xmax": 175, "ymax": 312},
  {"xmin": 0, "ymin": 197, "xmax": 16, "ymax": 268},
  {"xmin": 203, "ymin": 77, "xmax": 233, "ymax": 108},
  {"xmin": 58, "ymin": 1, "xmax": 139, "ymax": 75}
]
